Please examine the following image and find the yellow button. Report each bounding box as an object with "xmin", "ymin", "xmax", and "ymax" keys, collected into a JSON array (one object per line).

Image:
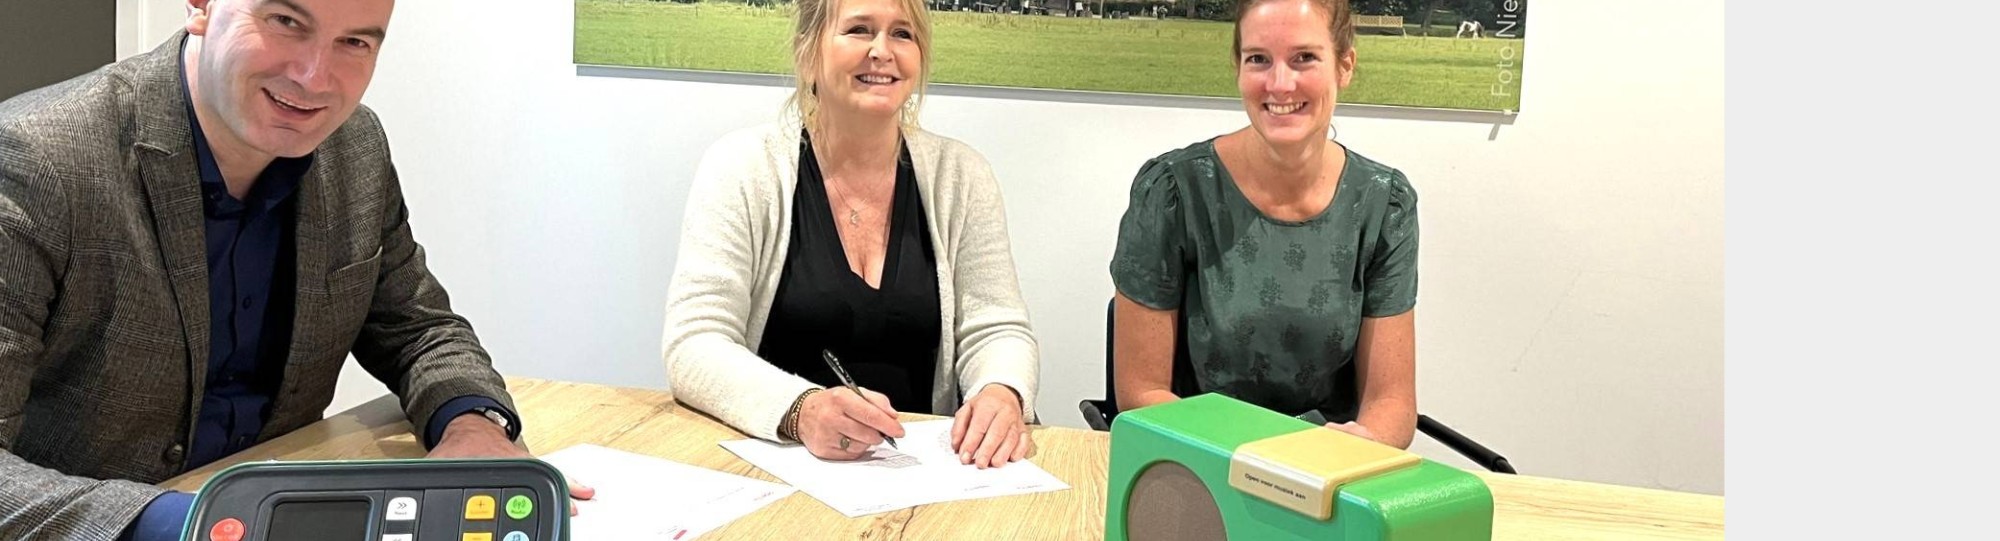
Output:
[
  {"xmin": 462, "ymin": 533, "xmax": 492, "ymax": 541},
  {"xmin": 464, "ymin": 495, "xmax": 496, "ymax": 520}
]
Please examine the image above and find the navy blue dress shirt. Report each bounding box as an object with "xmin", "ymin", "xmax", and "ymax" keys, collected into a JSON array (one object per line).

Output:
[{"xmin": 186, "ymin": 90, "xmax": 307, "ymax": 471}]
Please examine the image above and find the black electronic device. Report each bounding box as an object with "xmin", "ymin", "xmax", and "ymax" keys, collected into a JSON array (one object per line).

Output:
[{"xmin": 183, "ymin": 459, "xmax": 567, "ymax": 541}]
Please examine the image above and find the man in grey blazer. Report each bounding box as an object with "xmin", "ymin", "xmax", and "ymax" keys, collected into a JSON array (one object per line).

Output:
[{"xmin": 0, "ymin": 1, "xmax": 590, "ymax": 539}]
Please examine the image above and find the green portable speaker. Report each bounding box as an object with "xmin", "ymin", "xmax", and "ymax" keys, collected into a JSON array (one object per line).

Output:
[{"xmin": 1107, "ymin": 394, "xmax": 1494, "ymax": 541}]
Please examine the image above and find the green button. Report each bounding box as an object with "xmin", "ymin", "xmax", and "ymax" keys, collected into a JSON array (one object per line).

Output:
[{"xmin": 506, "ymin": 495, "xmax": 533, "ymax": 520}]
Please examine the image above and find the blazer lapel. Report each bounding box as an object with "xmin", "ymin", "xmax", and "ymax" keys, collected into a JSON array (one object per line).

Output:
[
  {"xmin": 129, "ymin": 31, "xmax": 211, "ymax": 440},
  {"xmin": 278, "ymin": 159, "xmax": 332, "ymax": 409}
]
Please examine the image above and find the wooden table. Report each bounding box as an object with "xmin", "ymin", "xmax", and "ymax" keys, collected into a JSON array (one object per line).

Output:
[{"xmin": 164, "ymin": 378, "xmax": 1724, "ymax": 539}]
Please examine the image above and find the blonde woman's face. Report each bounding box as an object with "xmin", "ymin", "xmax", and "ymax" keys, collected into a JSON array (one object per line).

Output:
[{"xmin": 815, "ymin": 0, "xmax": 922, "ymax": 121}]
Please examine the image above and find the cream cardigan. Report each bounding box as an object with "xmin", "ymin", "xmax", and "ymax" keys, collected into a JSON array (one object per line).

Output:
[{"xmin": 660, "ymin": 123, "xmax": 1040, "ymax": 441}]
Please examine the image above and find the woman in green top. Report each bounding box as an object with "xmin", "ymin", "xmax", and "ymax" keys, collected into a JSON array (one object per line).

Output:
[{"xmin": 1110, "ymin": 0, "xmax": 1419, "ymax": 448}]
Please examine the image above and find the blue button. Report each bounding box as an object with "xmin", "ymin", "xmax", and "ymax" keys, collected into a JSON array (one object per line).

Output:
[{"xmin": 503, "ymin": 532, "xmax": 528, "ymax": 541}]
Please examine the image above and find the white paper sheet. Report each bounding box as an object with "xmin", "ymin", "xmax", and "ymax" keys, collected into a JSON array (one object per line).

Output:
[
  {"xmin": 718, "ymin": 419, "xmax": 1071, "ymax": 517},
  {"xmin": 540, "ymin": 444, "xmax": 796, "ymax": 540}
]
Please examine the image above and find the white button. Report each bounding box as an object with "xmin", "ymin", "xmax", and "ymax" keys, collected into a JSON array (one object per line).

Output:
[
  {"xmin": 381, "ymin": 535, "xmax": 412, "ymax": 541},
  {"xmin": 386, "ymin": 497, "xmax": 418, "ymax": 521}
]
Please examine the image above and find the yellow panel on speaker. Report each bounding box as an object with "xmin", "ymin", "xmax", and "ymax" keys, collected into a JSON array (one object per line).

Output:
[{"xmin": 1228, "ymin": 428, "xmax": 1422, "ymax": 521}]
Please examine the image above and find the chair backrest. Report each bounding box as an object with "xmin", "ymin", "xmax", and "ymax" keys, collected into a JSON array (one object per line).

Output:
[
  {"xmin": 1103, "ymin": 298, "xmax": 1117, "ymax": 414},
  {"xmin": 1102, "ymin": 297, "xmax": 1202, "ymax": 421},
  {"xmin": 1104, "ymin": 297, "xmax": 1357, "ymax": 421}
]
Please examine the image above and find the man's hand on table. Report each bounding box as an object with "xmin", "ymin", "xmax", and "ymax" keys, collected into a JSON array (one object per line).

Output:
[{"xmin": 428, "ymin": 413, "xmax": 596, "ymax": 515}]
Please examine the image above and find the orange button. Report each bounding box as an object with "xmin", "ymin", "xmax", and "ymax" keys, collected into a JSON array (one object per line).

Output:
[
  {"xmin": 210, "ymin": 518, "xmax": 245, "ymax": 541},
  {"xmin": 462, "ymin": 533, "xmax": 493, "ymax": 541},
  {"xmin": 464, "ymin": 494, "xmax": 496, "ymax": 520}
]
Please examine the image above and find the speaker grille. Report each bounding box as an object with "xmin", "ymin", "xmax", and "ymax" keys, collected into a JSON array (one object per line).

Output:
[{"xmin": 1126, "ymin": 461, "xmax": 1227, "ymax": 541}]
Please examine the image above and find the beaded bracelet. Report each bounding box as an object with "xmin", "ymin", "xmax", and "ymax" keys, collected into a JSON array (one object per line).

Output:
[{"xmin": 779, "ymin": 388, "xmax": 823, "ymax": 442}]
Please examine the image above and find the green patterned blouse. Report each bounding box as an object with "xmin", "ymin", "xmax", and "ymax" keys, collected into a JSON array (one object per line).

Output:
[{"xmin": 1110, "ymin": 137, "xmax": 1419, "ymax": 421}]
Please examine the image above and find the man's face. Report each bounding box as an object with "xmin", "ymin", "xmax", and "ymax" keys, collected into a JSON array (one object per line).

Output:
[{"xmin": 186, "ymin": 0, "xmax": 394, "ymax": 158}]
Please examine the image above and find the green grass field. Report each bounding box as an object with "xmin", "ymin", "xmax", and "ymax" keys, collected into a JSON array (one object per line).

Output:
[{"xmin": 575, "ymin": 0, "xmax": 1524, "ymax": 111}]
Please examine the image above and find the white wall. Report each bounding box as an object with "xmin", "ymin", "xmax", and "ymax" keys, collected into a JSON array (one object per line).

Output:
[
  {"xmin": 123, "ymin": 0, "xmax": 1723, "ymax": 494},
  {"xmin": 115, "ymin": 0, "xmax": 188, "ymax": 59}
]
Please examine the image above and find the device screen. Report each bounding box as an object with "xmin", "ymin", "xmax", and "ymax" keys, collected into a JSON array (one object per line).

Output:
[{"xmin": 266, "ymin": 500, "xmax": 371, "ymax": 541}]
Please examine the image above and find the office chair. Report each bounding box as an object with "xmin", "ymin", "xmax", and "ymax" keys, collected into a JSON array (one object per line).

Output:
[{"xmin": 1080, "ymin": 299, "xmax": 1516, "ymax": 474}]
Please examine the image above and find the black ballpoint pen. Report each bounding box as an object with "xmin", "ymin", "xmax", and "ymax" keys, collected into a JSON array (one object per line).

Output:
[{"xmin": 821, "ymin": 350, "xmax": 898, "ymax": 448}]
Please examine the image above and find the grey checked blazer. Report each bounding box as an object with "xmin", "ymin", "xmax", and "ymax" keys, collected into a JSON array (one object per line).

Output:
[{"xmin": 0, "ymin": 33, "xmax": 516, "ymax": 539}]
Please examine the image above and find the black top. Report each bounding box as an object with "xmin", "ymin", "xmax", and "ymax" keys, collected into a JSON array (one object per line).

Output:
[{"xmin": 758, "ymin": 132, "xmax": 942, "ymax": 412}]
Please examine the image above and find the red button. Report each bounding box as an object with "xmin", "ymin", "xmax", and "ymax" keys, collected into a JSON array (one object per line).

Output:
[{"xmin": 210, "ymin": 518, "xmax": 245, "ymax": 541}]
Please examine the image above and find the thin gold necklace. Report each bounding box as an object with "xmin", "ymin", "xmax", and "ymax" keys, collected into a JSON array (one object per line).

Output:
[
  {"xmin": 827, "ymin": 176, "xmax": 862, "ymax": 225},
  {"xmin": 815, "ymin": 133, "xmax": 898, "ymax": 226}
]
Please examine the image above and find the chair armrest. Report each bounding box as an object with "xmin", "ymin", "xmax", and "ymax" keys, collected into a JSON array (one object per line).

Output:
[
  {"xmin": 1080, "ymin": 400, "xmax": 1113, "ymax": 431},
  {"xmin": 1417, "ymin": 414, "xmax": 1516, "ymax": 474}
]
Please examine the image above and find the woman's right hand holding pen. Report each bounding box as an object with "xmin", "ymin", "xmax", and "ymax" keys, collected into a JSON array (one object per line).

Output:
[{"xmin": 797, "ymin": 387, "xmax": 906, "ymax": 460}]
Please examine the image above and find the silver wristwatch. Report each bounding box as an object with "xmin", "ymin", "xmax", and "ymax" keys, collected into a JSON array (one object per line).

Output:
[{"xmin": 473, "ymin": 407, "xmax": 516, "ymax": 440}]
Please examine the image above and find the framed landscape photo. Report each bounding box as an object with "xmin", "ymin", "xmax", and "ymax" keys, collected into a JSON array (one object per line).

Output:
[{"xmin": 576, "ymin": 0, "xmax": 1527, "ymax": 112}]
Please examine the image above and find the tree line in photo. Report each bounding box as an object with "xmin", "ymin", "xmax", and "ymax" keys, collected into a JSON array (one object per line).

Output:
[{"xmin": 668, "ymin": 0, "xmax": 1526, "ymax": 36}]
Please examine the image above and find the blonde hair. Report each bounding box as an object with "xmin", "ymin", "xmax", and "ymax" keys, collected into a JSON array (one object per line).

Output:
[{"xmin": 786, "ymin": 0, "xmax": 934, "ymax": 133}]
